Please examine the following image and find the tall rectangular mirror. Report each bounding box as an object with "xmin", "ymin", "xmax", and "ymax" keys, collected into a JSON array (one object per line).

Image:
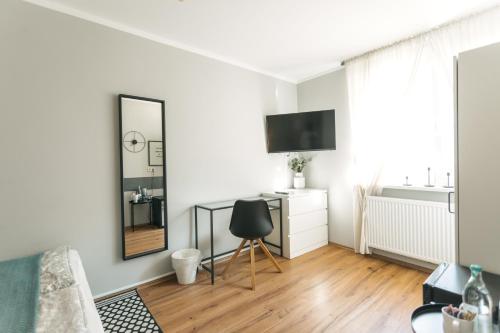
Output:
[{"xmin": 119, "ymin": 94, "xmax": 167, "ymax": 260}]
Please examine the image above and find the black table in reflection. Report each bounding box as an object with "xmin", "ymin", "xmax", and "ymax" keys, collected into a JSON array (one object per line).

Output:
[
  {"xmin": 128, "ymin": 198, "xmax": 152, "ymax": 231},
  {"xmin": 128, "ymin": 195, "xmax": 165, "ymax": 231}
]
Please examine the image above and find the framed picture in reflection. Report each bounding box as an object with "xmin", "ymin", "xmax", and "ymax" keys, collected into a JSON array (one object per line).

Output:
[{"xmin": 148, "ymin": 141, "xmax": 163, "ymax": 166}]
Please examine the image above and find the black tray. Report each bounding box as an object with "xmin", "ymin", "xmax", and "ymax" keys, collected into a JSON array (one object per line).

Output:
[{"xmin": 411, "ymin": 303, "xmax": 447, "ymax": 333}]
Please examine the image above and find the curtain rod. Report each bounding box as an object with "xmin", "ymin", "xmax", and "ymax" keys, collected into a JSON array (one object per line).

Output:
[{"xmin": 341, "ymin": 4, "xmax": 500, "ymax": 66}]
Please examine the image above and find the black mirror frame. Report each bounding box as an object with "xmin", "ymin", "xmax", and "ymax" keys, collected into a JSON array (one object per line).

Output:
[{"xmin": 118, "ymin": 94, "xmax": 168, "ymax": 260}]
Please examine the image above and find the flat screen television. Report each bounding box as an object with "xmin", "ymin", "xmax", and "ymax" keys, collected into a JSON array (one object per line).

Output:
[{"xmin": 266, "ymin": 110, "xmax": 336, "ymax": 153}]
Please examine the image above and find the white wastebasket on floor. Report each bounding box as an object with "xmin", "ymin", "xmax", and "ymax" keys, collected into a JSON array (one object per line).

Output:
[{"xmin": 172, "ymin": 249, "xmax": 201, "ymax": 285}]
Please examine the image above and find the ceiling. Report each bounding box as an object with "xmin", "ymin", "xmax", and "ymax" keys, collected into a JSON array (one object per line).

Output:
[{"xmin": 26, "ymin": 0, "xmax": 500, "ymax": 83}]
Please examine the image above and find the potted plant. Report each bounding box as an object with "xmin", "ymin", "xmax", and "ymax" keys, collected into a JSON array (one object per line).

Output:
[{"xmin": 288, "ymin": 155, "xmax": 311, "ymax": 189}]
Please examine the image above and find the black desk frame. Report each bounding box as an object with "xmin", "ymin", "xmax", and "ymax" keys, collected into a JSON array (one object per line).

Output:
[
  {"xmin": 129, "ymin": 199, "xmax": 152, "ymax": 231},
  {"xmin": 194, "ymin": 198, "xmax": 283, "ymax": 284}
]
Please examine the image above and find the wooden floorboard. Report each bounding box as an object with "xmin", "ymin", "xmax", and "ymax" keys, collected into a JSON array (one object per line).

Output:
[
  {"xmin": 138, "ymin": 244, "xmax": 428, "ymax": 333},
  {"xmin": 124, "ymin": 224, "xmax": 165, "ymax": 257}
]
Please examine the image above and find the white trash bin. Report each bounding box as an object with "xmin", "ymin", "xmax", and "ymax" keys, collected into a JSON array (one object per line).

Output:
[{"xmin": 171, "ymin": 249, "xmax": 201, "ymax": 285}]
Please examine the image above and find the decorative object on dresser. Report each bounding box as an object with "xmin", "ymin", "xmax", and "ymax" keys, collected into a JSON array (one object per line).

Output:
[
  {"xmin": 288, "ymin": 155, "xmax": 311, "ymax": 189},
  {"xmin": 119, "ymin": 94, "xmax": 168, "ymax": 260},
  {"xmin": 264, "ymin": 189, "xmax": 328, "ymax": 259}
]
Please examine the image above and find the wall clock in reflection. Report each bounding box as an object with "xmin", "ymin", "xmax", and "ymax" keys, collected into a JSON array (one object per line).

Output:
[{"xmin": 123, "ymin": 130, "xmax": 146, "ymax": 153}]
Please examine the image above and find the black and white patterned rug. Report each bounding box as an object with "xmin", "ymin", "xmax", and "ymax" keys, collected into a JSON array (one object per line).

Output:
[{"xmin": 95, "ymin": 289, "xmax": 162, "ymax": 333}]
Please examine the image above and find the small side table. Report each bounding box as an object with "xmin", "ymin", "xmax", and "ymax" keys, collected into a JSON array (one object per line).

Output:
[
  {"xmin": 423, "ymin": 263, "xmax": 500, "ymax": 307},
  {"xmin": 129, "ymin": 199, "xmax": 152, "ymax": 231},
  {"xmin": 422, "ymin": 263, "xmax": 500, "ymax": 327}
]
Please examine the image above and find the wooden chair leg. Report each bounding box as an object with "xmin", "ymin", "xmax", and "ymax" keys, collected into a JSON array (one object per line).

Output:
[
  {"xmin": 222, "ymin": 239, "xmax": 247, "ymax": 280},
  {"xmin": 249, "ymin": 240, "xmax": 256, "ymax": 291},
  {"xmin": 257, "ymin": 239, "xmax": 283, "ymax": 273}
]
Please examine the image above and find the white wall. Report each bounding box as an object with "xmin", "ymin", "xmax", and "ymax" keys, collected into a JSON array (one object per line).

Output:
[
  {"xmin": 0, "ymin": 0, "xmax": 296, "ymax": 295},
  {"xmin": 297, "ymin": 69, "xmax": 354, "ymax": 248}
]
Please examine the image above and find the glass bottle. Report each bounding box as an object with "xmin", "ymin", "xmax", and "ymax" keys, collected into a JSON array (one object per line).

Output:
[{"xmin": 463, "ymin": 264, "xmax": 493, "ymax": 333}]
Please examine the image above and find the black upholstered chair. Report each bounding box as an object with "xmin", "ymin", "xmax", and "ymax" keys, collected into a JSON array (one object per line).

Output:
[{"xmin": 222, "ymin": 200, "xmax": 283, "ymax": 290}]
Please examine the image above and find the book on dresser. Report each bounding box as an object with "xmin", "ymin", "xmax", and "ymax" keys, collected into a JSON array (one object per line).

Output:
[{"xmin": 262, "ymin": 189, "xmax": 328, "ymax": 259}]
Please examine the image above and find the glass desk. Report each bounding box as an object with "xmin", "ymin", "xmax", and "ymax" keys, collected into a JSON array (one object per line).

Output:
[{"xmin": 194, "ymin": 196, "xmax": 283, "ymax": 284}]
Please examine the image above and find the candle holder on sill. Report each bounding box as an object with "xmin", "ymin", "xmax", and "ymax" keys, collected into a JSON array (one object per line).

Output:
[
  {"xmin": 443, "ymin": 172, "xmax": 454, "ymax": 188},
  {"xmin": 424, "ymin": 167, "xmax": 435, "ymax": 187},
  {"xmin": 403, "ymin": 176, "xmax": 412, "ymax": 186}
]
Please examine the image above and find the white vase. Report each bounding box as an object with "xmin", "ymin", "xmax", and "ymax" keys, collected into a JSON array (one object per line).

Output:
[{"xmin": 293, "ymin": 172, "xmax": 305, "ymax": 189}]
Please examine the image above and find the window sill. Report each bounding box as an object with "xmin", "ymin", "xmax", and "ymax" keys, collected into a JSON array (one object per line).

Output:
[{"xmin": 383, "ymin": 185, "xmax": 454, "ymax": 193}]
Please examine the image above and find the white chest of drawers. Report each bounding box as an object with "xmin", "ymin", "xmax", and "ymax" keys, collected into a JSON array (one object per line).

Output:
[{"xmin": 263, "ymin": 189, "xmax": 328, "ymax": 259}]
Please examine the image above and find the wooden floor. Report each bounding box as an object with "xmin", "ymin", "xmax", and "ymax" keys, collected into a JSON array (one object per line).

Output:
[
  {"xmin": 138, "ymin": 245, "xmax": 428, "ymax": 333},
  {"xmin": 124, "ymin": 224, "xmax": 165, "ymax": 256}
]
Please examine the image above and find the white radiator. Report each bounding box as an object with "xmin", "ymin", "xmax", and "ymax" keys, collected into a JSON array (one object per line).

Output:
[{"xmin": 366, "ymin": 196, "xmax": 456, "ymax": 264}]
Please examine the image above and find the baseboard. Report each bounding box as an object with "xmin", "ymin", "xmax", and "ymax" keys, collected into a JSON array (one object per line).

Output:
[
  {"xmin": 93, "ymin": 271, "xmax": 176, "ymax": 301},
  {"xmin": 327, "ymin": 241, "xmax": 434, "ymax": 273},
  {"xmin": 200, "ymin": 244, "xmax": 254, "ymax": 264},
  {"xmin": 290, "ymin": 241, "xmax": 328, "ymax": 258},
  {"xmin": 328, "ymin": 241, "xmax": 355, "ymax": 251},
  {"xmin": 369, "ymin": 249, "xmax": 436, "ymax": 273},
  {"xmin": 94, "ymin": 246, "xmax": 257, "ymax": 301}
]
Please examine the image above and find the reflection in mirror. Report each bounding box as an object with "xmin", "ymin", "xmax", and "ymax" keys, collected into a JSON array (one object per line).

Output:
[{"xmin": 119, "ymin": 95, "xmax": 167, "ymax": 260}]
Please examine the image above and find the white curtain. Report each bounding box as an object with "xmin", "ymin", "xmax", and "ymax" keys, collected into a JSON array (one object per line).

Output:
[{"xmin": 346, "ymin": 6, "xmax": 500, "ymax": 254}]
